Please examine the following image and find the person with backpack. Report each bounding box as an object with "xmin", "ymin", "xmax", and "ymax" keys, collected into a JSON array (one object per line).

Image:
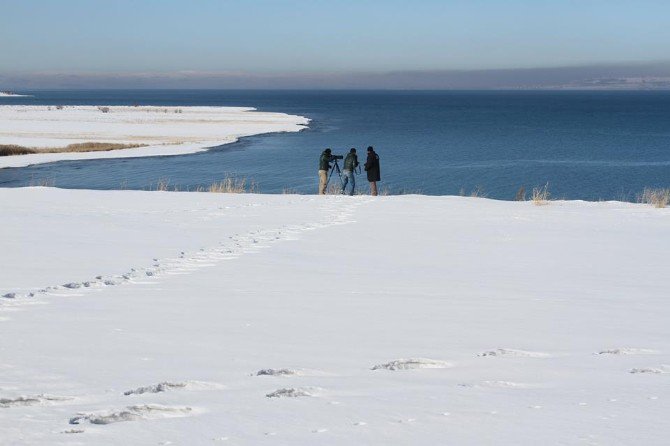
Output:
[
  {"xmin": 364, "ymin": 146, "xmax": 381, "ymax": 196},
  {"xmin": 341, "ymin": 148, "xmax": 359, "ymax": 195}
]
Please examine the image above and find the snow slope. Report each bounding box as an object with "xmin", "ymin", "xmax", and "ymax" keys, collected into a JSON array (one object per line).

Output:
[
  {"xmin": 1, "ymin": 188, "xmax": 669, "ymax": 445},
  {"xmin": 0, "ymin": 106, "xmax": 309, "ymax": 168}
]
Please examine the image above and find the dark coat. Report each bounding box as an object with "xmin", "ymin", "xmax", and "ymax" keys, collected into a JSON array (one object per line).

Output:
[
  {"xmin": 319, "ymin": 151, "xmax": 332, "ymax": 170},
  {"xmin": 364, "ymin": 151, "xmax": 380, "ymax": 182},
  {"xmin": 343, "ymin": 153, "xmax": 359, "ymax": 171}
]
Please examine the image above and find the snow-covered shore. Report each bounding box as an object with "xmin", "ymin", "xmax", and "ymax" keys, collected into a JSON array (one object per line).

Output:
[
  {"xmin": 0, "ymin": 92, "xmax": 32, "ymax": 97},
  {"xmin": 0, "ymin": 105, "xmax": 309, "ymax": 168},
  {"xmin": 2, "ymin": 187, "xmax": 669, "ymax": 445}
]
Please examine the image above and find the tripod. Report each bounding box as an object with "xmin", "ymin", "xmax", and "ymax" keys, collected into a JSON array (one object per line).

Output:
[{"xmin": 325, "ymin": 158, "xmax": 343, "ymax": 190}]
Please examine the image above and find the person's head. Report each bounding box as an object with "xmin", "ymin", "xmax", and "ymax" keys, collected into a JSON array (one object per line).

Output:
[
  {"xmin": 324, "ymin": 148, "xmax": 331, "ymax": 154},
  {"xmin": 350, "ymin": 148, "xmax": 356, "ymax": 153},
  {"xmin": 367, "ymin": 146, "xmax": 374, "ymax": 153}
]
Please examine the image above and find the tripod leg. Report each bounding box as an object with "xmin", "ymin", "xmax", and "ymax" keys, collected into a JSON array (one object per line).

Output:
[{"xmin": 325, "ymin": 165, "xmax": 334, "ymax": 191}]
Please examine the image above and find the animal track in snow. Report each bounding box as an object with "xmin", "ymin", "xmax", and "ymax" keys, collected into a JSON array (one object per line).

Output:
[
  {"xmin": 266, "ymin": 387, "xmax": 315, "ymax": 398},
  {"xmin": 0, "ymin": 394, "xmax": 72, "ymax": 408},
  {"xmin": 62, "ymin": 428, "xmax": 85, "ymax": 434},
  {"xmin": 371, "ymin": 358, "xmax": 452, "ymax": 371},
  {"xmin": 69, "ymin": 404, "xmax": 194, "ymax": 425},
  {"xmin": 256, "ymin": 368, "xmax": 298, "ymax": 377},
  {"xmin": 124, "ymin": 380, "xmax": 224, "ymax": 395},
  {"xmin": 597, "ymin": 348, "xmax": 659, "ymax": 355},
  {"xmin": 478, "ymin": 348, "xmax": 551, "ymax": 358},
  {"xmin": 629, "ymin": 366, "xmax": 668, "ymax": 374},
  {"xmin": 2, "ymin": 198, "xmax": 368, "ymax": 310},
  {"xmin": 461, "ymin": 381, "xmax": 539, "ymax": 389}
]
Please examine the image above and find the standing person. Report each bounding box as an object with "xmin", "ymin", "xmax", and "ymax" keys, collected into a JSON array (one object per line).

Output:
[
  {"xmin": 318, "ymin": 148, "xmax": 334, "ymax": 195},
  {"xmin": 364, "ymin": 146, "xmax": 381, "ymax": 196},
  {"xmin": 341, "ymin": 148, "xmax": 359, "ymax": 195}
]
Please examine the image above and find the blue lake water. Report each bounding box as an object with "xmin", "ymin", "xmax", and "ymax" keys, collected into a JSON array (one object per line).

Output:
[{"xmin": 1, "ymin": 90, "xmax": 669, "ymax": 200}]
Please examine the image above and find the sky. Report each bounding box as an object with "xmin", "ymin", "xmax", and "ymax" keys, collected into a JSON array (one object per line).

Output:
[{"xmin": 1, "ymin": 0, "xmax": 670, "ymax": 88}]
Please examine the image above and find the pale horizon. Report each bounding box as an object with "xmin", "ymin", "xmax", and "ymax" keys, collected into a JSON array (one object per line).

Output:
[
  {"xmin": 3, "ymin": 0, "xmax": 670, "ymax": 89},
  {"xmin": 3, "ymin": 61, "xmax": 670, "ymax": 90}
]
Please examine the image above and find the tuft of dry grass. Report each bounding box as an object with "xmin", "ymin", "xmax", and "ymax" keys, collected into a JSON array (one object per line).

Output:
[
  {"xmin": 378, "ymin": 185, "xmax": 392, "ymax": 196},
  {"xmin": 0, "ymin": 142, "xmax": 144, "ymax": 157},
  {"xmin": 458, "ymin": 186, "xmax": 486, "ymax": 198},
  {"xmin": 29, "ymin": 178, "xmax": 55, "ymax": 187},
  {"xmin": 282, "ymin": 187, "xmax": 301, "ymax": 195},
  {"xmin": 155, "ymin": 178, "xmax": 170, "ymax": 191},
  {"xmin": 514, "ymin": 186, "xmax": 526, "ymax": 201},
  {"xmin": 531, "ymin": 183, "xmax": 550, "ymax": 206},
  {"xmin": 208, "ymin": 177, "xmax": 257, "ymax": 194},
  {"xmin": 469, "ymin": 186, "xmax": 486, "ymax": 198},
  {"xmin": 326, "ymin": 183, "xmax": 348, "ymax": 195},
  {"xmin": 639, "ymin": 188, "xmax": 670, "ymax": 208},
  {"xmin": 0, "ymin": 145, "xmax": 35, "ymax": 156}
]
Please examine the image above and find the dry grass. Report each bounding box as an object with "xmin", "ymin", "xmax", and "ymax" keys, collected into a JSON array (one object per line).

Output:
[
  {"xmin": 325, "ymin": 183, "xmax": 342, "ymax": 195},
  {"xmin": 0, "ymin": 142, "xmax": 144, "ymax": 156},
  {"xmin": 208, "ymin": 177, "xmax": 257, "ymax": 194},
  {"xmin": 638, "ymin": 188, "xmax": 670, "ymax": 208},
  {"xmin": 378, "ymin": 185, "xmax": 392, "ymax": 196},
  {"xmin": 149, "ymin": 177, "xmax": 257, "ymax": 193},
  {"xmin": 155, "ymin": 178, "xmax": 170, "ymax": 191},
  {"xmin": 514, "ymin": 186, "xmax": 526, "ymax": 201},
  {"xmin": 531, "ymin": 183, "xmax": 550, "ymax": 206},
  {"xmin": 459, "ymin": 186, "xmax": 487, "ymax": 198},
  {"xmin": 29, "ymin": 178, "xmax": 55, "ymax": 187},
  {"xmin": 0, "ymin": 145, "xmax": 35, "ymax": 156},
  {"xmin": 282, "ymin": 187, "xmax": 301, "ymax": 195}
]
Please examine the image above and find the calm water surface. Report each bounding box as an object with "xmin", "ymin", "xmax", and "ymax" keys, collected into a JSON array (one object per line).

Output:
[{"xmin": 1, "ymin": 90, "xmax": 669, "ymax": 200}]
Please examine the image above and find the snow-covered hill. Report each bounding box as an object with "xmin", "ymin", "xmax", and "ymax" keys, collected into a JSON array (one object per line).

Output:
[{"xmin": 1, "ymin": 188, "xmax": 668, "ymax": 445}]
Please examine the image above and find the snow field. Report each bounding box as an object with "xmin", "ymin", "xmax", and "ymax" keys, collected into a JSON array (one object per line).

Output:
[
  {"xmin": 0, "ymin": 105, "xmax": 309, "ymax": 168},
  {"xmin": 1, "ymin": 189, "xmax": 669, "ymax": 445}
]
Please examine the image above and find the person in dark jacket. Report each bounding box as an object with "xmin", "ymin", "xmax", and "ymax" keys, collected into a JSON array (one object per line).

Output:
[
  {"xmin": 364, "ymin": 146, "xmax": 381, "ymax": 196},
  {"xmin": 340, "ymin": 148, "xmax": 359, "ymax": 195},
  {"xmin": 318, "ymin": 148, "xmax": 335, "ymax": 195}
]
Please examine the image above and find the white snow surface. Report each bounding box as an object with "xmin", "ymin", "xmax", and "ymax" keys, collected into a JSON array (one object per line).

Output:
[
  {"xmin": 0, "ymin": 105, "xmax": 309, "ymax": 168},
  {"xmin": 0, "ymin": 92, "xmax": 32, "ymax": 97},
  {"xmin": 1, "ymin": 188, "xmax": 669, "ymax": 445}
]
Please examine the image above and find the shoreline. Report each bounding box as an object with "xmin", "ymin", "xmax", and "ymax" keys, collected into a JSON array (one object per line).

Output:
[{"xmin": 0, "ymin": 105, "xmax": 310, "ymax": 169}]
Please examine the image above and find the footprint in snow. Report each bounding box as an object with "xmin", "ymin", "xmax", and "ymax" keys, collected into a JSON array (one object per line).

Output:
[
  {"xmin": 1, "ymin": 394, "xmax": 73, "ymax": 408},
  {"xmin": 124, "ymin": 381, "xmax": 224, "ymax": 395},
  {"xmin": 478, "ymin": 348, "xmax": 550, "ymax": 358},
  {"xmin": 69, "ymin": 404, "xmax": 194, "ymax": 425},
  {"xmin": 629, "ymin": 366, "xmax": 668, "ymax": 374},
  {"xmin": 597, "ymin": 348, "xmax": 658, "ymax": 355},
  {"xmin": 256, "ymin": 368, "xmax": 298, "ymax": 377},
  {"xmin": 61, "ymin": 429, "xmax": 84, "ymax": 434},
  {"xmin": 371, "ymin": 358, "xmax": 452, "ymax": 371},
  {"xmin": 461, "ymin": 381, "xmax": 539, "ymax": 389},
  {"xmin": 266, "ymin": 387, "xmax": 316, "ymax": 398}
]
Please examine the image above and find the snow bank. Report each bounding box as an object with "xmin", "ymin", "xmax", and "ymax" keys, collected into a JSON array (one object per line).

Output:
[
  {"xmin": 1, "ymin": 188, "xmax": 669, "ymax": 445},
  {"xmin": 0, "ymin": 92, "xmax": 32, "ymax": 97},
  {"xmin": 0, "ymin": 105, "xmax": 309, "ymax": 168}
]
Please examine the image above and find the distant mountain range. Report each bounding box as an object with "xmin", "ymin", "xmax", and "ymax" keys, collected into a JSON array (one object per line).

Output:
[
  {"xmin": 539, "ymin": 77, "xmax": 670, "ymax": 90},
  {"xmin": 2, "ymin": 62, "xmax": 670, "ymax": 90}
]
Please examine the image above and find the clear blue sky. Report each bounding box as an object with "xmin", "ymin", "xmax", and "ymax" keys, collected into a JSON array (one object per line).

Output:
[{"xmin": 1, "ymin": 0, "xmax": 669, "ymax": 74}]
